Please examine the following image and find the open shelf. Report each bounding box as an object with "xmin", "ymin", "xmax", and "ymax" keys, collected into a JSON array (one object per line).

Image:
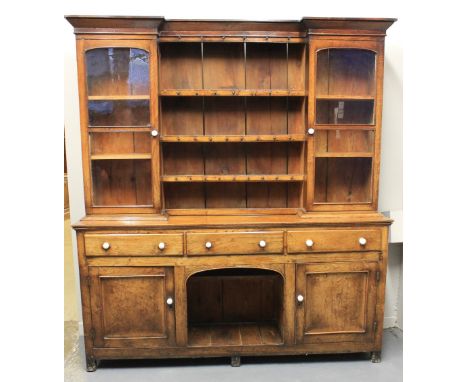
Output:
[
  {"xmin": 160, "ymin": 135, "xmax": 305, "ymax": 142},
  {"xmin": 162, "ymin": 174, "xmax": 304, "ymax": 182},
  {"xmin": 187, "ymin": 268, "xmax": 284, "ymax": 347},
  {"xmin": 159, "ymin": 42, "xmax": 307, "ymax": 92},
  {"xmin": 315, "ymin": 152, "xmax": 373, "ymax": 158},
  {"xmin": 160, "ymin": 89, "xmax": 306, "ymax": 96},
  {"xmin": 189, "ymin": 323, "xmax": 282, "ymax": 347},
  {"xmin": 161, "ymin": 97, "xmax": 306, "ymax": 136}
]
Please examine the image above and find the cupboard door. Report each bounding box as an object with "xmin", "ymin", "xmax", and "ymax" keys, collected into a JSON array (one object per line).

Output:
[
  {"xmin": 296, "ymin": 262, "xmax": 378, "ymax": 344},
  {"xmin": 89, "ymin": 267, "xmax": 175, "ymax": 348}
]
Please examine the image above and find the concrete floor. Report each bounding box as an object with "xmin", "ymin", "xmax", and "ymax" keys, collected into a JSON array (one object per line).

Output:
[{"xmin": 64, "ymin": 328, "xmax": 402, "ymax": 382}]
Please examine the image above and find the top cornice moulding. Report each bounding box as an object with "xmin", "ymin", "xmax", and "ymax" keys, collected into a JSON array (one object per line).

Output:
[{"xmin": 65, "ymin": 16, "xmax": 397, "ymax": 36}]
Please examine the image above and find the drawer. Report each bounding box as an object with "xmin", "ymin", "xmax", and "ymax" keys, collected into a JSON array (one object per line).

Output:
[
  {"xmin": 287, "ymin": 229, "xmax": 381, "ymax": 253},
  {"xmin": 84, "ymin": 233, "xmax": 184, "ymax": 256},
  {"xmin": 186, "ymin": 231, "xmax": 284, "ymax": 255}
]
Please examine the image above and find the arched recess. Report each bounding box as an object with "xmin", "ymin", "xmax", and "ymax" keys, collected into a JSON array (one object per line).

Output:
[{"xmin": 185, "ymin": 266, "xmax": 285, "ymax": 347}]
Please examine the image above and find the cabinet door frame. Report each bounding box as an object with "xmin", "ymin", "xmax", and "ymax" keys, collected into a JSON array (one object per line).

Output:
[
  {"xmin": 89, "ymin": 266, "xmax": 175, "ymax": 348},
  {"xmin": 76, "ymin": 38, "xmax": 161, "ymax": 214},
  {"xmin": 306, "ymin": 37, "xmax": 385, "ymax": 212},
  {"xmin": 296, "ymin": 261, "xmax": 379, "ymax": 344}
]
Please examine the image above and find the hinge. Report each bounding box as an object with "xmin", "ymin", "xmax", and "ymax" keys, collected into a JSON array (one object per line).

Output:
[
  {"xmin": 376, "ymin": 271, "xmax": 380, "ymax": 282},
  {"xmin": 373, "ymin": 321, "xmax": 378, "ymax": 332}
]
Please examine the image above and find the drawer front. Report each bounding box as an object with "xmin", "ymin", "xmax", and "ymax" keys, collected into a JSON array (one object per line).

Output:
[
  {"xmin": 85, "ymin": 233, "xmax": 184, "ymax": 256},
  {"xmin": 186, "ymin": 232, "xmax": 284, "ymax": 255},
  {"xmin": 287, "ymin": 229, "xmax": 381, "ymax": 253}
]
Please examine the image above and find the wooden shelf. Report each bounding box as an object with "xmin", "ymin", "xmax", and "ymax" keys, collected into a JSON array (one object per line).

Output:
[
  {"xmin": 315, "ymin": 152, "xmax": 374, "ymax": 158},
  {"xmin": 188, "ymin": 323, "xmax": 282, "ymax": 347},
  {"xmin": 160, "ymin": 89, "xmax": 306, "ymax": 97},
  {"xmin": 161, "ymin": 135, "xmax": 305, "ymax": 143},
  {"xmin": 90, "ymin": 153, "xmax": 152, "ymax": 160},
  {"xmin": 162, "ymin": 175, "xmax": 305, "ymax": 182},
  {"xmin": 88, "ymin": 95, "xmax": 150, "ymax": 101},
  {"xmin": 316, "ymin": 95, "xmax": 374, "ymax": 100}
]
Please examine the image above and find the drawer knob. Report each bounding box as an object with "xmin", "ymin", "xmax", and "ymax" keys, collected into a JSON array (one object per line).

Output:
[
  {"xmin": 151, "ymin": 129, "xmax": 159, "ymax": 137},
  {"xmin": 205, "ymin": 241, "xmax": 212, "ymax": 249},
  {"xmin": 307, "ymin": 128, "xmax": 315, "ymax": 135},
  {"xmin": 166, "ymin": 297, "xmax": 174, "ymax": 306},
  {"xmin": 158, "ymin": 242, "xmax": 165, "ymax": 250},
  {"xmin": 305, "ymin": 239, "xmax": 314, "ymax": 248},
  {"xmin": 258, "ymin": 240, "xmax": 267, "ymax": 248},
  {"xmin": 359, "ymin": 237, "xmax": 367, "ymax": 246},
  {"xmin": 102, "ymin": 242, "xmax": 111, "ymax": 250},
  {"xmin": 297, "ymin": 294, "xmax": 304, "ymax": 303}
]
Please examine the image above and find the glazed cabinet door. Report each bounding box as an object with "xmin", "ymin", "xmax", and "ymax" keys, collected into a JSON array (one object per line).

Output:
[
  {"xmin": 307, "ymin": 38, "xmax": 384, "ymax": 211},
  {"xmin": 296, "ymin": 261, "xmax": 378, "ymax": 344},
  {"xmin": 89, "ymin": 267, "xmax": 175, "ymax": 348},
  {"xmin": 77, "ymin": 39, "xmax": 161, "ymax": 214}
]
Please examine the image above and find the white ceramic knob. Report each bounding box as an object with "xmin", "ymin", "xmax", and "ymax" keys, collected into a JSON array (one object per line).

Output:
[
  {"xmin": 151, "ymin": 129, "xmax": 159, "ymax": 137},
  {"xmin": 307, "ymin": 128, "xmax": 315, "ymax": 135},
  {"xmin": 102, "ymin": 242, "xmax": 110, "ymax": 250},
  {"xmin": 297, "ymin": 294, "xmax": 304, "ymax": 303},
  {"xmin": 359, "ymin": 237, "xmax": 367, "ymax": 246},
  {"xmin": 166, "ymin": 297, "xmax": 174, "ymax": 306},
  {"xmin": 305, "ymin": 239, "xmax": 314, "ymax": 248},
  {"xmin": 158, "ymin": 242, "xmax": 165, "ymax": 250},
  {"xmin": 205, "ymin": 241, "xmax": 212, "ymax": 249},
  {"xmin": 259, "ymin": 240, "xmax": 267, "ymax": 248}
]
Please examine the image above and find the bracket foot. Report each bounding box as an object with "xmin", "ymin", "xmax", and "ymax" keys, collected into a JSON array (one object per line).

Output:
[
  {"xmin": 371, "ymin": 351, "xmax": 381, "ymax": 363},
  {"xmin": 231, "ymin": 355, "xmax": 241, "ymax": 367}
]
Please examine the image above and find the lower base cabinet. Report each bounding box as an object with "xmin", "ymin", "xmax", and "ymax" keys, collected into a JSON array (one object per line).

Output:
[{"xmin": 84, "ymin": 257, "xmax": 385, "ymax": 370}]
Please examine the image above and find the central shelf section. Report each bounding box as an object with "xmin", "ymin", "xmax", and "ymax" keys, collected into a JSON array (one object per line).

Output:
[{"xmin": 159, "ymin": 40, "xmax": 307, "ymax": 211}]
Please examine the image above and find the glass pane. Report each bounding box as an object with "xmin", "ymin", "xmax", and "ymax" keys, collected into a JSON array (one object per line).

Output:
[
  {"xmin": 86, "ymin": 48, "xmax": 149, "ymax": 96},
  {"xmin": 316, "ymin": 49, "xmax": 376, "ymax": 97},
  {"xmin": 315, "ymin": 130, "xmax": 374, "ymax": 153},
  {"xmin": 314, "ymin": 157, "xmax": 372, "ymax": 203},
  {"xmin": 316, "ymin": 100, "xmax": 374, "ymax": 125},
  {"xmin": 92, "ymin": 159, "xmax": 152, "ymax": 206},
  {"xmin": 90, "ymin": 132, "xmax": 151, "ymax": 155},
  {"xmin": 88, "ymin": 100, "xmax": 150, "ymax": 127}
]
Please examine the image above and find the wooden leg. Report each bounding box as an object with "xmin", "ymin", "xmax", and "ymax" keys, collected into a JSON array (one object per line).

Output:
[
  {"xmin": 86, "ymin": 356, "xmax": 98, "ymax": 372},
  {"xmin": 231, "ymin": 355, "xmax": 241, "ymax": 367},
  {"xmin": 371, "ymin": 351, "xmax": 381, "ymax": 363}
]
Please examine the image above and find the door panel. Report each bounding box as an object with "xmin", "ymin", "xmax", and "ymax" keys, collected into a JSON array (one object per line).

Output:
[
  {"xmin": 89, "ymin": 267, "xmax": 175, "ymax": 348},
  {"xmin": 296, "ymin": 262, "xmax": 378, "ymax": 344}
]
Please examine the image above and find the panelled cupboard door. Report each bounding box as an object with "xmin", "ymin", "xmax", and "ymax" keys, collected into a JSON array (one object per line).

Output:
[
  {"xmin": 296, "ymin": 262, "xmax": 378, "ymax": 344},
  {"xmin": 89, "ymin": 267, "xmax": 175, "ymax": 348}
]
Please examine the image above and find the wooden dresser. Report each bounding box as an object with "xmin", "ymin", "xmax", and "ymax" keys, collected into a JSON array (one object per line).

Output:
[{"xmin": 66, "ymin": 16, "xmax": 396, "ymax": 371}]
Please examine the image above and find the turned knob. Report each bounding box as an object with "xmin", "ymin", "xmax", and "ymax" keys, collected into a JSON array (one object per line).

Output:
[
  {"xmin": 307, "ymin": 128, "xmax": 315, "ymax": 135},
  {"xmin": 258, "ymin": 240, "xmax": 267, "ymax": 248},
  {"xmin": 166, "ymin": 297, "xmax": 174, "ymax": 306},
  {"xmin": 102, "ymin": 242, "xmax": 111, "ymax": 250},
  {"xmin": 205, "ymin": 241, "xmax": 212, "ymax": 249},
  {"xmin": 158, "ymin": 242, "xmax": 165, "ymax": 250},
  {"xmin": 359, "ymin": 237, "xmax": 367, "ymax": 246},
  {"xmin": 305, "ymin": 239, "xmax": 314, "ymax": 248},
  {"xmin": 297, "ymin": 294, "xmax": 304, "ymax": 303},
  {"xmin": 151, "ymin": 129, "xmax": 159, "ymax": 137}
]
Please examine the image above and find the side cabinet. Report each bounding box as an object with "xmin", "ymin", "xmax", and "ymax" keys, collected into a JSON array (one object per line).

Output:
[
  {"xmin": 295, "ymin": 261, "xmax": 379, "ymax": 344},
  {"xmin": 89, "ymin": 266, "xmax": 176, "ymax": 348}
]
